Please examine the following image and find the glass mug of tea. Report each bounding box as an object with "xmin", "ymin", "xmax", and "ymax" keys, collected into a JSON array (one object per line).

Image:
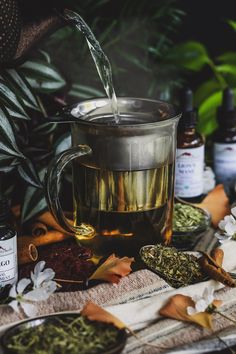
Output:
[{"xmin": 45, "ymin": 98, "xmax": 180, "ymax": 257}]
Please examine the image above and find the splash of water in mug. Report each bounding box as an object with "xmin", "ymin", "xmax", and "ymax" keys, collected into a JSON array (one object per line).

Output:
[{"xmin": 64, "ymin": 10, "xmax": 119, "ymax": 123}]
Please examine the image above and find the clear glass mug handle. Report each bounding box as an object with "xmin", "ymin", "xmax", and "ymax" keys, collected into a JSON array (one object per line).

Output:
[{"xmin": 45, "ymin": 145, "xmax": 96, "ymax": 239}]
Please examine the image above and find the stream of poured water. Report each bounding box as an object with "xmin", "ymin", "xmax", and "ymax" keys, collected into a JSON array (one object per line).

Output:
[{"xmin": 64, "ymin": 10, "xmax": 120, "ymax": 123}]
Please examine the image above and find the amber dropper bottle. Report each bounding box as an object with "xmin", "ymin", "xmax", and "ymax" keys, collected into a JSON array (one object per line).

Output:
[
  {"xmin": 213, "ymin": 87, "xmax": 236, "ymax": 188},
  {"xmin": 175, "ymin": 88, "xmax": 205, "ymax": 202}
]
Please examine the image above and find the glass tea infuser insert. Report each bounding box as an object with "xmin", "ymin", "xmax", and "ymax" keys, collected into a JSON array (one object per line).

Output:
[{"xmin": 45, "ymin": 98, "xmax": 180, "ymax": 257}]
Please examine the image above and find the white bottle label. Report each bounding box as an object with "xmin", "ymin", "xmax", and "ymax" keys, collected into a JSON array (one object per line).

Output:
[
  {"xmin": 175, "ymin": 146, "xmax": 204, "ymax": 197},
  {"xmin": 0, "ymin": 233, "xmax": 18, "ymax": 287},
  {"xmin": 214, "ymin": 143, "xmax": 236, "ymax": 187}
]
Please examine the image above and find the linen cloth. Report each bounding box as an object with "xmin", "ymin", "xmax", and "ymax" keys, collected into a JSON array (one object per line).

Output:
[{"xmin": 1, "ymin": 230, "xmax": 236, "ymax": 353}]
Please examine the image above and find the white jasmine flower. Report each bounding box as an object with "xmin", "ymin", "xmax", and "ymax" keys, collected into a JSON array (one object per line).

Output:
[
  {"xmin": 187, "ymin": 287, "xmax": 215, "ymax": 316},
  {"xmin": 31, "ymin": 261, "xmax": 57, "ymax": 296},
  {"xmin": 9, "ymin": 278, "xmax": 38, "ymax": 317},
  {"xmin": 8, "ymin": 262, "xmax": 57, "ymax": 317},
  {"xmin": 215, "ymin": 207, "xmax": 236, "ymax": 243},
  {"xmin": 31, "ymin": 261, "xmax": 56, "ymax": 291}
]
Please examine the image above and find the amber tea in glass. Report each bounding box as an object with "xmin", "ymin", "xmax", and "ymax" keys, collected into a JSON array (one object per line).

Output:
[{"xmin": 45, "ymin": 98, "xmax": 180, "ymax": 257}]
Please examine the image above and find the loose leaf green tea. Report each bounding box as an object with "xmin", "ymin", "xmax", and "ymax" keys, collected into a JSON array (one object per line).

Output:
[
  {"xmin": 140, "ymin": 244, "xmax": 204, "ymax": 288},
  {"xmin": 173, "ymin": 203, "xmax": 207, "ymax": 232},
  {"xmin": 4, "ymin": 315, "xmax": 122, "ymax": 354}
]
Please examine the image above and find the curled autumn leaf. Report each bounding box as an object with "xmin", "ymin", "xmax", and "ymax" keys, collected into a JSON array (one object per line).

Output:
[
  {"xmin": 81, "ymin": 302, "xmax": 166, "ymax": 350},
  {"xmin": 159, "ymin": 294, "xmax": 222, "ymax": 330},
  {"xmin": 81, "ymin": 302, "xmax": 125, "ymax": 329},
  {"xmin": 89, "ymin": 254, "xmax": 134, "ymax": 284}
]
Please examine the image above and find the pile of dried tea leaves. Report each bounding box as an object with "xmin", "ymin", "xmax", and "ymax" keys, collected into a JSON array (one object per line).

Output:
[
  {"xmin": 4, "ymin": 315, "xmax": 121, "ymax": 354},
  {"xmin": 140, "ymin": 244, "xmax": 204, "ymax": 288},
  {"xmin": 173, "ymin": 203, "xmax": 207, "ymax": 232}
]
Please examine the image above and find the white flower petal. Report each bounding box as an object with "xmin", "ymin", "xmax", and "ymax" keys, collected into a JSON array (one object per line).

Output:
[
  {"xmin": 192, "ymin": 295, "xmax": 201, "ymax": 303},
  {"xmin": 34, "ymin": 269, "xmax": 55, "ymax": 288},
  {"xmin": 24, "ymin": 288, "xmax": 49, "ymax": 302},
  {"xmin": 8, "ymin": 300, "xmax": 19, "ymax": 313},
  {"xmin": 31, "ymin": 271, "xmax": 36, "ymax": 284},
  {"xmin": 225, "ymin": 222, "xmax": 236, "ymax": 236},
  {"xmin": 202, "ymin": 287, "xmax": 209, "ymax": 299},
  {"xmin": 21, "ymin": 302, "xmax": 37, "ymax": 317},
  {"xmin": 231, "ymin": 207, "xmax": 236, "ymax": 218},
  {"xmin": 43, "ymin": 281, "xmax": 57, "ymax": 295},
  {"xmin": 187, "ymin": 306, "xmax": 196, "ymax": 316},
  {"xmin": 225, "ymin": 215, "xmax": 236, "ymax": 224},
  {"xmin": 9, "ymin": 284, "xmax": 17, "ymax": 298},
  {"xmin": 34, "ymin": 261, "xmax": 46, "ymax": 276},
  {"xmin": 195, "ymin": 299, "xmax": 208, "ymax": 313},
  {"xmin": 218, "ymin": 220, "xmax": 227, "ymax": 231},
  {"xmin": 17, "ymin": 278, "xmax": 31, "ymax": 294},
  {"xmin": 203, "ymin": 287, "xmax": 214, "ymax": 305}
]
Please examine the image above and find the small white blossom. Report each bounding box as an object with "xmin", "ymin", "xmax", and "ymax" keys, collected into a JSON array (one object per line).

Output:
[
  {"xmin": 215, "ymin": 207, "xmax": 236, "ymax": 243},
  {"xmin": 231, "ymin": 206, "xmax": 236, "ymax": 218},
  {"xmin": 31, "ymin": 261, "xmax": 56, "ymax": 294},
  {"xmin": 187, "ymin": 287, "xmax": 215, "ymax": 316},
  {"xmin": 8, "ymin": 262, "xmax": 57, "ymax": 317}
]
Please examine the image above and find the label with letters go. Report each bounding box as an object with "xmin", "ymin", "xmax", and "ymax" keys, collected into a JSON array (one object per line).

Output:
[{"xmin": 0, "ymin": 233, "xmax": 17, "ymax": 287}]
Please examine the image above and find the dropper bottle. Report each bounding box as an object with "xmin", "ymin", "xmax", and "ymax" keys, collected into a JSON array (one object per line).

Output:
[
  {"xmin": 0, "ymin": 197, "xmax": 18, "ymax": 289},
  {"xmin": 213, "ymin": 87, "xmax": 236, "ymax": 187},
  {"xmin": 175, "ymin": 88, "xmax": 205, "ymax": 202}
]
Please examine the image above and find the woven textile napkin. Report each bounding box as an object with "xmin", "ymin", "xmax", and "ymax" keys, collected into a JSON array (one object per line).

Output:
[
  {"xmin": 1, "ymin": 232, "xmax": 236, "ymax": 353},
  {"xmin": 107, "ymin": 240, "xmax": 236, "ymax": 330}
]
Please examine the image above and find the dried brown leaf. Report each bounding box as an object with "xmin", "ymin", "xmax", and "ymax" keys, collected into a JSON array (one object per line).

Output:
[
  {"xmin": 89, "ymin": 254, "xmax": 134, "ymax": 284},
  {"xmin": 81, "ymin": 302, "xmax": 125, "ymax": 329},
  {"xmin": 159, "ymin": 294, "xmax": 222, "ymax": 330}
]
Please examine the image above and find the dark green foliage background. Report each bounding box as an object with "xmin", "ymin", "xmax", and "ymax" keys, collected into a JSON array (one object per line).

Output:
[{"xmin": 0, "ymin": 0, "xmax": 235, "ymax": 223}]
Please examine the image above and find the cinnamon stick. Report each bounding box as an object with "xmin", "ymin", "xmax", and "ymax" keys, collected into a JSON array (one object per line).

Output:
[
  {"xmin": 199, "ymin": 251, "xmax": 235, "ymax": 287},
  {"xmin": 18, "ymin": 230, "xmax": 71, "ymax": 250},
  {"xmin": 18, "ymin": 242, "xmax": 38, "ymax": 265},
  {"xmin": 31, "ymin": 222, "xmax": 48, "ymax": 237},
  {"xmin": 37, "ymin": 211, "xmax": 74, "ymax": 235}
]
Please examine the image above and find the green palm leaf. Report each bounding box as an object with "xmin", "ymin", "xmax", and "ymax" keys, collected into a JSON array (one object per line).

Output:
[
  {"xmin": 20, "ymin": 60, "xmax": 66, "ymax": 93},
  {"xmin": 0, "ymin": 79, "xmax": 29, "ymax": 119},
  {"xmin": 21, "ymin": 168, "xmax": 48, "ymax": 223}
]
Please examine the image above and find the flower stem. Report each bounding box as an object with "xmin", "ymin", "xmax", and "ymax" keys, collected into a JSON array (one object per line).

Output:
[{"xmin": 54, "ymin": 278, "xmax": 84, "ymax": 284}]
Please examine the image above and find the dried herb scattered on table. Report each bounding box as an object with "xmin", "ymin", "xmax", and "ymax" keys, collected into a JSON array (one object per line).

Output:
[
  {"xmin": 19, "ymin": 240, "xmax": 96, "ymax": 292},
  {"xmin": 173, "ymin": 203, "xmax": 207, "ymax": 232},
  {"xmin": 5, "ymin": 316, "xmax": 120, "ymax": 354},
  {"xmin": 140, "ymin": 244, "xmax": 204, "ymax": 288}
]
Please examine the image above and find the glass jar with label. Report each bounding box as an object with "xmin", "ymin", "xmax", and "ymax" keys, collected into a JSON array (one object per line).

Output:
[
  {"xmin": 175, "ymin": 88, "xmax": 205, "ymax": 202},
  {"xmin": 0, "ymin": 198, "xmax": 18, "ymax": 289},
  {"xmin": 213, "ymin": 88, "xmax": 236, "ymax": 188}
]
